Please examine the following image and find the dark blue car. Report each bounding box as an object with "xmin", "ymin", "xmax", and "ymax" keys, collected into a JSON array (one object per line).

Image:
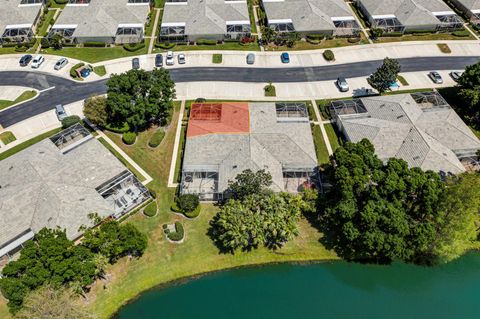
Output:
[
  {"xmin": 19, "ymin": 54, "xmax": 32, "ymax": 67},
  {"xmin": 281, "ymin": 52, "xmax": 290, "ymax": 63}
]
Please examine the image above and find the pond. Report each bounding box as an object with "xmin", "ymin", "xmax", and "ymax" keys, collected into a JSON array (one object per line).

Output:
[{"xmin": 116, "ymin": 253, "xmax": 480, "ymax": 318}]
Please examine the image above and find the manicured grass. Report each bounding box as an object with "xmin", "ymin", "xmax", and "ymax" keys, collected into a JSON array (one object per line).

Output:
[
  {"xmin": 311, "ymin": 124, "xmax": 330, "ymax": 164},
  {"xmin": 154, "ymin": 0, "xmax": 165, "ymax": 8},
  {"xmin": 97, "ymin": 137, "xmax": 146, "ymax": 182},
  {"xmin": 49, "ymin": 0, "xmax": 67, "ymax": 9},
  {"xmin": 0, "ymin": 128, "xmax": 61, "ymax": 161},
  {"xmin": 174, "ymin": 124, "xmax": 186, "ymax": 183},
  {"xmin": 316, "ymin": 99, "xmax": 334, "ymax": 120},
  {"xmin": 265, "ymin": 34, "xmax": 369, "ymax": 51},
  {"xmin": 145, "ymin": 9, "xmax": 157, "ymax": 37},
  {"xmin": 374, "ymin": 32, "xmax": 476, "ymax": 43},
  {"xmin": 384, "ymin": 88, "xmax": 433, "ymax": 95},
  {"xmin": 437, "ymin": 43, "xmax": 452, "ymax": 54},
  {"xmin": 247, "ymin": 0, "xmax": 258, "ymax": 34},
  {"xmin": 306, "ymin": 100, "xmax": 318, "ymax": 122},
  {"xmin": 154, "ymin": 42, "xmax": 260, "ymax": 52},
  {"xmin": 37, "ymin": 10, "xmax": 56, "ymax": 36},
  {"xmin": 93, "ymin": 65, "xmax": 107, "ymax": 76},
  {"xmin": 74, "ymin": 106, "xmax": 337, "ymax": 319},
  {"xmin": 0, "ymin": 131, "xmax": 16, "ymax": 145},
  {"xmin": 0, "ymin": 90, "xmax": 37, "ymax": 111},
  {"xmin": 0, "ymin": 46, "xmax": 20, "ymax": 55},
  {"xmin": 264, "ymin": 83, "xmax": 276, "ymax": 97},
  {"xmin": 397, "ymin": 75, "xmax": 409, "ymax": 86},
  {"xmin": 42, "ymin": 45, "xmax": 148, "ymax": 63},
  {"xmin": 212, "ymin": 54, "xmax": 223, "ymax": 64},
  {"xmin": 324, "ymin": 123, "xmax": 341, "ymax": 152}
]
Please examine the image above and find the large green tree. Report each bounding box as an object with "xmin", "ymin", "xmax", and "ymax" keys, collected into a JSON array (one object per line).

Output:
[
  {"xmin": 227, "ymin": 169, "xmax": 273, "ymax": 200},
  {"xmin": 81, "ymin": 220, "xmax": 148, "ymax": 262},
  {"xmin": 0, "ymin": 229, "xmax": 97, "ymax": 313},
  {"xmin": 210, "ymin": 193, "xmax": 303, "ymax": 252},
  {"xmin": 367, "ymin": 57, "xmax": 401, "ymax": 93},
  {"xmin": 106, "ymin": 68, "xmax": 176, "ymax": 130},
  {"xmin": 83, "ymin": 96, "xmax": 108, "ymax": 127},
  {"xmin": 320, "ymin": 139, "xmax": 446, "ymax": 264},
  {"xmin": 457, "ymin": 62, "xmax": 480, "ymax": 127}
]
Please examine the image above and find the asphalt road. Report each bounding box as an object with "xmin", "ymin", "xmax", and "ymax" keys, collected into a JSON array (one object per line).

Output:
[{"xmin": 0, "ymin": 56, "xmax": 478, "ymax": 128}]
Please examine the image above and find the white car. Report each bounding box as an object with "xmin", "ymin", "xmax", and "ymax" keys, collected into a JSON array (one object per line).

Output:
[
  {"xmin": 54, "ymin": 57, "xmax": 68, "ymax": 70},
  {"xmin": 166, "ymin": 51, "xmax": 174, "ymax": 66},
  {"xmin": 178, "ymin": 53, "xmax": 186, "ymax": 64},
  {"xmin": 31, "ymin": 55, "xmax": 45, "ymax": 69}
]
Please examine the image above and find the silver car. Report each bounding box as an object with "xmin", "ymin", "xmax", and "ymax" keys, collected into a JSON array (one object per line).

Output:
[
  {"xmin": 178, "ymin": 53, "xmax": 186, "ymax": 64},
  {"xmin": 428, "ymin": 71, "xmax": 443, "ymax": 84},
  {"xmin": 54, "ymin": 57, "xmax": 68, "ymax": 70},
  {"xmin": 449, "ymin": 71, "xmax": 463, "ymax": 82},
  {"xmin": 336, "ymin": 77, "xmax": 349, "ymax": 92},
  {"xmin": 55, "ymin": 104, "xmax": 67, "ymax": 121},
  {"xmin": 246, "ymin": 53, "xmax": 255, "ymax": 65}
]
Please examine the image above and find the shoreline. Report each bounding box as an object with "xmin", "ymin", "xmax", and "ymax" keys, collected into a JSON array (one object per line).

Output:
[{"xmin": 110, "ymin": 257, "xmax": 339, "ymax": 319}]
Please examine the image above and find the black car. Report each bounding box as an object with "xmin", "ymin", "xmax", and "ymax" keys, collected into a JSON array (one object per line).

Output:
[
  {"xmin": 19, "ymin": 54, "xmax": 33, "ymax": 67},
  {"xmin": 132, "ymin": 58, "xmax": 140, "ymax": 70},
  {"xmin": 155, "ymin": 54, "xmax": 163, "ymax": 67}
]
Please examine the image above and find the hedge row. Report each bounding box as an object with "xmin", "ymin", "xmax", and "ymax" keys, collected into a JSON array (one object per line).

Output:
[
  {"xmin": 83, "ymin": 42, "xmax": 106, "ymax": 47},
  {"xmin": 123, "ymin": 41, "xmax": 145, "ymax": 52},
  {"xmin": 69, "ymin": 62, "xmax": 85, "ymax": 79},
  {"xmin": 166, "ymin": 222, "xmax": 184, "ymax": 241},
  {"xmin": 143, "ymin": 201, "xmax": 157, "ymax": 217},
  {"xmin": 155, "ymin": 42, "xmax": 176, "ymax": 49},
  {"xmin": 148, "ymin": 128, "xmax": 165, "ymax": 148},
  {"xmin": 104, "ymin": 122, "xmax": 130, "ymax": 133},
  {"xmin": 61, "ymin": 115, "xmax": 81, "ymax": 128},
  {"xmin": 323, "ymin": 50, "xmax": 335, "ymax": 61},
  {"xmin": 122, "ymin": 132, "xmax": 137, "ymax": 145}
]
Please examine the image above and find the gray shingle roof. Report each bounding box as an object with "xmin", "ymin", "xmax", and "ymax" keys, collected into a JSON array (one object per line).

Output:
[
  {"xmin": 358, "ymin": 0, "xmax": 454, "ymax": 27},
  {"xmin": 454, "ymin": 0, "xmax": 480, "ymax": 11},
  {"xmin": 0, "ymin": 138, "xmax": 126, "ymax": 252},
  {"xmin": 335, "ymin": 93, "xmax": 480, "ymax": 174},
  {"xmin": 161, "ymin": 0, "xmax": 249, "ymax": 36},
  {"xmin": 0, "ymin": 0, "xmax": 42, "ymax": 34},
  {"xmin": 183, "ymin": 102, "xmax": 317, "ymax": 193},
  {"xmin": 53, "ymin": 0, "xmax": 149, "ymax": 38},
  {"xmin": 263, "ymin": 0, "xmax": 355, "ymax": 32}
]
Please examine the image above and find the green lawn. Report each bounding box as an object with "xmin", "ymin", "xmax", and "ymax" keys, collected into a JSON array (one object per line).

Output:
[
  {"xmin": 42, "ymin": 45, "xmax": 148, "ymax": 63},
  {"xmin": 373, "ymin": 32, "xmax": 476, "ymax": 43},
  {"xmin": 0, "ymin": 128, "xmax": 61, "ymax": 161},
  {"xmin": 0, "ymin": 131, "xmax": 16, "ymax": 145},
  {"xmin": 37, "ymin": 10, "xmax": 56, "ymax": 37},
  {"xmin": 212, "ymin": 53, "xmax": 223, "ymax": 64},
  {"xmin": 324, "ymin": 123, "xmax": 341, "ymax": 152},
  {"xmin": 311, "ymin": 124, "xmax": 330, "ymax": 164},
  {"xmin": 0, "ymin": 90, "xmax": 38, "ymax": 111},
  {"xmin": 93, "ymin": 65, "xmax": 107, "ymax": 76},
  {"xmin": 154, "ymin": 42, "xmax": 260, "ymax": 52},
  {"xmin": 306, "ymin": 100, "xmax": 318, "ymax": 122},
  {"xmin": 76, "ymin": 107, "xmax": 337, "ymax": 319},
  {"xmin": 247, "ymin": 0, "xmax": 258, "ymax": 34},
  {"xmin": 265, "ymin": 34, "xmax": 369, "ymax": 51}
]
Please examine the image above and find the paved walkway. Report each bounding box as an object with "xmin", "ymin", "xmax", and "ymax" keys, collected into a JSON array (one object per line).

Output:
[
  {"xmin": 148, "ymin": 9, "xmax": 161, "ymax": 54},
  {"xmin": 167, "ymin": 100, "xmax": 185, "ymax": 188}
]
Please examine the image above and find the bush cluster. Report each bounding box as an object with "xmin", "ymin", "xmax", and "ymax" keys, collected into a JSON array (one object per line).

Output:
[
  {"xmin": 105, "ymin": 122, "xmax": 130, "ymax": 133},
  {"xmin": 196, "ymin": 39, "xmax": 217, "ymax": 45},
  {"xmin": 122, "ymin": 132, "xmax": 137, "ymax": 145},
  {"xmin": 155, "ymin": 42, "xmax": 175, "ymax": 49},
  {"xmin": 143, "ymin": 201, "xmax": 157, "ymax": 217},
  {"xmin": 123, "ymin": 41, "xmax": 146, "ymax": 52},
  {"xmin": 453, "ymin": 30, "xmax": 470, "ymax": 37},
  {"xmin": 148, "ymin": 128, "xmax": 165, "ymax": 148},
  {"xmin": 61, "ymin": 115, "xmax": 81, "ymax": 128},
  {"xmin": 69, "ymin": 62, "xmax": 85, "ymax": 79},
  {"xmin": 166, "ymin": 222, "xmax": 185, "ymax": 242},
  {"xmin": 323, "ymin": 50, "xmax": 335, "ymax": 61},
  {"xmin": 306, "ymin": 34, "xmax": 326, "ymax": 40},
  {"xmin": 83, "ymin": 42, "xmax": 106, "ymax": 47}
]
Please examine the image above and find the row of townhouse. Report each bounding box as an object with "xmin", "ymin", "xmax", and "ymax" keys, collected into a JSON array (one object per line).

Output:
[{"xmin": 2, "ymin": 0, "xmax": 480, "ymax": 44}]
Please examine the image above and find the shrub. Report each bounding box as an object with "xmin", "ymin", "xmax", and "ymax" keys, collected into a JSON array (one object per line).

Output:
[
  {"xmin": 54, "ymin": 0, "xmax": 68, "ymax": 4},
  {"xmin": 177, "ymin": 194, "xmax": 199, "ymax": 213},
  {"xmin": 453, "ymin": 30, "xmax": 470, "ymax": 37},
  {"xmin": 240, "ymin": 36, "xmax": 255, "ymax": 44},
  {"xmin": 41, "ymin": 37, "xmax": 50, "ymax": 48},
  {"xmin": 14, "ymin": 46, "xmax": 27, "ymax": 52},
  {"xmin": 323, "ymin": 50, "xmax": 335, "ymax": 61},
  {"xmin": 61, "ymin": 115, "xmax": 81, "ymax": 128},
  {"xmin": 123, "ymin": 41, "xmax": 145, "ymax": 52},
  {"xmin": 370, "ymin": 28, "xmax": 383, "ymax": 38},
  {"xmin": 104, "ymin": 122, "xmax": 130, "ymax": 133},
  {"xmin": 195, "ymin": 98, "xmax": 206, "ymax": 103},
  {"xmin": 185, "ymin": 205, "xmax": 201, "ymax": 219},
  {"xmin": 196, "ymin": 39, "xmax": 217, "ymax": 45},
  {"xmin": 143, "ymin": 201, "xmax": 157, "ymax": 217},
  {"xmin": 264, "ymin": 83, "xmax": 276, "ymax": 97},
  {"xmin": 155, "ymin": 42, "xmax": 175, "ymax": 49},
  {"xmin": 306, "ymin": 39, "xmax": 321, "ymax": 44},
  {"xmin": 347, "ymin": 37, "xmax": 361, "ymax": 43},
  {"xmin": 122, "ymin": 132, "xmax": 137, "ymax": 145},
  {"xmin": 384, "ymin": 32, "xmax": 403, "ymax": 37},
  {"xmin": 148, "ymin": 128, "xmax": 165, "ymax": 148},
  {"xmin": 167, "ymin": 222, "xmax": 184, "ymax": 241},
  {"xmin": 147, "ymin": 186, "xmax": 157, "ymax": 199},
  {"xmin": 70, "ymin": 62, "xmax": 85, "ymax": 79},
  {"xmin": 306, "ymin": 34, "xmax": 325, "ymax": 40},
  {"xmin": 170, "ymin": 202, "xmax": 181, "ymax": 213},
  {"xmin": 212, "ymin": 54, "xmax": 222, "ymax": 64},
  {"xmin": 83, "ymin": 42, "xmax": 106, "ymax": 47}
]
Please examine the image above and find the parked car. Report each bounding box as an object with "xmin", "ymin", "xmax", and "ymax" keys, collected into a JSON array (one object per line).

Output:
[
  {"xmin": 178, "ymin": 53, "xmax": 186, "ymax": 64},
  {"xmin": 54, "ymin": 57, "xmax": 68, "ymax": 70},
  {"xmin": 132, "ymin": 58, "xmax": 140, "ymax": 70},
  {"xmin": 166, "ymin": 51, "xmax": 174, "ymax": 66},
  {"xmin": 19, "ymin": 54, "xmax": 32, "ymax": 67},
  {"xmin": 428, "ymin": 71, "xmax": 443, "ymax": 84},
  {"xmin": 281, "ymin": 52, "xmax": 290, "ymax": 63},
  {"xmin": 31, "ymin": 55, "xmax": 45, "ymax": 69},
  {"xmin": 155, "ymin": 54, "xmax": 163, "ymax": 67},
  {"xmin": 246, "ymin": 53, "xmax": 255, "ymax": 65},
  {"xmin": 449, "ymin": 71, "xmax": 463, "ymax": 82},
  {"xmin": 55, "ymin": 104, "xmax": 67, "ymax": 121},
  {"xmin": 80, "ymin": 68, "xmax": 91, "ymax": 78},
  {"xmin": 336, "ymin": 77, "xmax": 349, "ymax": 92}
]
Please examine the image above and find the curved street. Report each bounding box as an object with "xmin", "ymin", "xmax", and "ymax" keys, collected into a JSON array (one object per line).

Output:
[{"xmin": 0, "ymin": 55, "xmax": 479, "ymax": 128}]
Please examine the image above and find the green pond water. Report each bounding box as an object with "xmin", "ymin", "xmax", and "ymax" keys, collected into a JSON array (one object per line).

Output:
[{"xmin": 116, "ymin": 253, "xmax": 480, "ymax": 319}]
